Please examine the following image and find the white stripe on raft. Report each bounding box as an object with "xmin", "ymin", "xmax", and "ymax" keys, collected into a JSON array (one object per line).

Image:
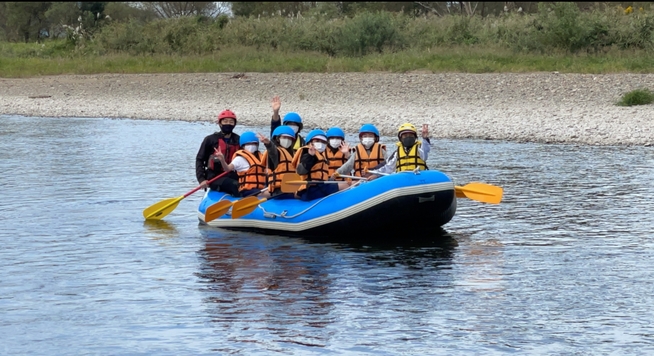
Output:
[{"xmin": 201, "ymin": 181, "xmax": 454, "ymax": 232}]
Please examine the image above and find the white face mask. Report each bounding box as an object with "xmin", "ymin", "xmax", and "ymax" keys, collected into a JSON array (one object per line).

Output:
[
  {"xmin": 312, "ymin": 142, "xmax": 326, "ymax": 153},
  {"xmin": 288, "ymin": 125, "xmax": 299, "ymax": 134},
  {"xmin": 329, "ymin": 138, "xmax": 342, "ymax": 149},
  {"xmin": 244, "ymin": 144, "xmax": 258, "ymax": 153},
  {"xmin": 361, "ymin": 137, "xmax": 375, "ymax": 148},
  {"xmin": 279, "ymin": 137, "xmax": 293, "ymax": 148}
]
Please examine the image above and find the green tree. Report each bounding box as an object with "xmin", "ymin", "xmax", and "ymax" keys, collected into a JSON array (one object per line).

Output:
[
  {"xmin": 4, "ymin": 2, "xmax": 52, "ymax": 42},
  {"xmin": 45, "ymin": 2, "xmax": 81, "ymax": 38},
  {"xmin": 0, "ymin": 2, "xmax": 8, "ymax": 40},
  {"xmin": 103, "ymin": 2, "xmax": 158, "ymax": 23}
]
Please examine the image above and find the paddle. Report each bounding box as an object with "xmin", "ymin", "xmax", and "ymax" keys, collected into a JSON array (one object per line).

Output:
[
  {"xmin": 454, "ymin": 182, "xmax": 503, "ymax": 204},
  {"xmin": 365, "ymin": 168, "xmax": 503, "ymax": 204},
  {"xmin": 333, "ymin": 172, "xmax": 367, "ymax": 180},
  {"xmin": 230, "ymin": 173, "xmax": 358, "ymax": 219},
  {"xmin": 230, "ymin": 173, "xmax": 303, "ymax": 219},
  {"xmin": 230, "ymin": 196, "xmax": 267, "ymax": 219},
  {"xmin": 143, "ymin": 171, "xmax": 230, "ymax": 220},
  {"xmin": 204, "ymin": 187, "xmax": 269, "ymax": 222},
  {"xmin": 280, "ymin": 172, "xmax": 351, "ymax": 194}
]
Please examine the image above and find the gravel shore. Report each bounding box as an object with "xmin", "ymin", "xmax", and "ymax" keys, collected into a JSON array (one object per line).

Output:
[{"xmin": 1, "ymin": 72, "xmax": 652, "ymax": 146}]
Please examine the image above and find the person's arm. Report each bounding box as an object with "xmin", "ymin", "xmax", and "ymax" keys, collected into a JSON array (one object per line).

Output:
[
  {"xmin": 419, "ymin": 125, "xmax": 430, "ymax": 161},
  {"xmin": 270, "ymin": 96, "xmax": 281, "ymax": 135},
  {"xmin": 377, "ymin": 151, "xmax": 398, "ymax": 174},
  {"xmin": 264, "ymin": 141, "xmax": 279, "ymax": 171},
  {"xmin": 336, "ymin": 153, "xmax": 355, "ymax": 175},
  {"xmin": 231, "ymin": 156, "xmax": 251, "ymax": 173},
  {"xmin": 296, "ymin": 149, "xmax": 317, "ymax": 175},
  {"xmin": 218, "ymin": 152, "xmax": 249, "ymax": 173},
  {"xmin": 196, "ymin": 135, "xmax": 212, "ymax": 184},
  {"xmin": 419, "ymin": 139, "xmax": 431, "ymax": 161}
]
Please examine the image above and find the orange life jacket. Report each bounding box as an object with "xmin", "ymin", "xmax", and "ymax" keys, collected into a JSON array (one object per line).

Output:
[
  {"xmin": 291, "ymin": 146, "xmax": 330, "ymax": 192},
  {"xmin": 353, "ymin": 142, "xmax": 386, "ymax": 177},
  {"xmin": 234, "ymin": 150, "xmax": 267, "ymax": 192},
  {"xmin": 262, "ymin": 146, "xmax": 295, "ymax": 193},
  {"xmin": 325, "ymin": 147, "xmax": 348, "ymax": 176}
]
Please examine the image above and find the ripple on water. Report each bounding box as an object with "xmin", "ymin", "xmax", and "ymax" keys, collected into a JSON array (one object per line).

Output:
[{"xmin": 1, "ymin": 116, "xmax": 654, "ymax": 355}]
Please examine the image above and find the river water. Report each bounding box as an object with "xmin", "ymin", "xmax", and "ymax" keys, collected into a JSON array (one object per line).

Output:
[{"xmin": 1, "ymin": 115, "xmax": 653, "ymax": 355}]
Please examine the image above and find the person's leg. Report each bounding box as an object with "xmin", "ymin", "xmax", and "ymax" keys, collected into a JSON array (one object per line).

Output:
[
  {"xmin": 298, "ymin": 185, "xmax": 323, "ymax": 201},
  {"xmin": 221, "ymin": 178, "xmax": 240, "ymax": 196},
  {"xmin": 337, "ymin": 182, "xmax": 350, "ymax": 190},
  {"xmin": 321, "ymin": 183, "xmax": 340, "ymax": 196},
  {"xmin": 239, "ymin": 188, "xmax": 261, "ymax": 198},
  {"xmin": 274, "ymin": 193, "xmax": 296, "ymax": 200}
]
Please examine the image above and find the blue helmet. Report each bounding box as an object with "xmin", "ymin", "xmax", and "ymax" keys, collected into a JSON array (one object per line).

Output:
[
  {"xmin": 359, "ymin": 124, "xmax": 380, "ymax": 142},
  {"xmin": 272, "ymin": 125, "xmax": 296, "ymax": 139},
  {"xmin": 326, "ymin": 127, "xmax": 345, "ymax": 139},
  {"xmin": 239, "ymin": 131, "xmax": 259, "ymax": 146},
  {"xmin": 305, "ymin": 129, "xmax": 327, "ymax": 143},
  {"xmin": 283, "ymin": 112, "xmax": 303, "ymax": 131}
]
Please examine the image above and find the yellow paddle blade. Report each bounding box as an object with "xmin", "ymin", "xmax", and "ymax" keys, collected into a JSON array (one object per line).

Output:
[
  {"xmin": 204, "ymin": 200, "xmax": 233, "ymax": 223},
  {"xmin": 281, "ymin": 173, "xmax": 303, "ymax": 193},
  {"xmin": 455, "ymin": 183, "xmax": 503, "ymax": 204},
  {"xmin": 231, "ymin": 196, "xmax": 267, "ymax": 219},
  {"xmin": 143, "ymin": 196, "xmax": 183, "ymax": 220}
]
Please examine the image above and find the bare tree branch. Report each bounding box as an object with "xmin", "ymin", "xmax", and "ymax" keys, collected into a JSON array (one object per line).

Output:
[
  {"xmin": 138, "ymin": 2, "xmax": 219, "ymax": 18},
  {"xmin": 415, "ymin": 2, "xmax": 442, "ymax": 17}
]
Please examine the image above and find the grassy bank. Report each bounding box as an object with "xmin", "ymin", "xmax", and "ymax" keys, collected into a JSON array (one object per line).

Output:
[
  {"xmin": 2, "ymin": 44, "xmax": 654, "ymax": 78},
  {"xmin": 2, "ymin": 3, "xmax": 653, "ymax": 77}
]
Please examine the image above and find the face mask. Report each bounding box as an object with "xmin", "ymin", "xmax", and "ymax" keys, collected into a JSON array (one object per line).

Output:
[
  {"xmin": 329, "ymin": 139, "xmax": 342, "ymax": 149},
  {"xmin": 361, "ymin": 137, "xmax": 375, "ymax": 148},
  {"xmin": 279, "ymin": 137, "xmax": 293, "ymax": 149},
  {"xmin": 288, "ymin": 125, "xmax": 299, "ymax": 134},
  {"xmin": 244, "ymin": 144, "xmax": 258, "ymax": 153},
  {"xmin": 401, "ymin": 136, "xmax": 416, "ymax": 148},
  {"xmin": 220, "ymin": 124, "xmax": 234, "ymax": 134},
  {"xmin": 312, "ymin": 142, "xmax": 326, "ymax": 153}
]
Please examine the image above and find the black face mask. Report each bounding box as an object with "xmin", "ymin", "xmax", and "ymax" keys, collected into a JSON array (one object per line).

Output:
[
  {"xmin": 220, "ymin": 124, "xmax": 234, "ymax": 134},
  {"xmin": 401, "ymin": 136, "xmax": 416, "ymax": 147}
]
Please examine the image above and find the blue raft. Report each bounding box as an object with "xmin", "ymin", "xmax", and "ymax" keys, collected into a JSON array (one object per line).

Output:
[{"xmin": 197, "ymin": 170, "xmax": 457, "ymax": 238}]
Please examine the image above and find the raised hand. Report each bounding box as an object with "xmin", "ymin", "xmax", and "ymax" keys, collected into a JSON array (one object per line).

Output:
[
  {"xmin": 339, "ymin": 141, "xmax": 351, "ymax": 157},
  {"xmin": 271, "ymin": 96, "xmax": 281, "ymax": 113},
  {"xmin": 214, "ymin": 146, "xmax": 225, "ymax": 162},
  {"xmin": 421, "ymin": 123, "xmax": 429, "ymax": 138},
  {"xmin": 256, "ymin": 132, "xmax": 270, "ymax": 145},
  {"xmin": 307, "ymin": 142, "xmax": 316, "ymax": 156}
]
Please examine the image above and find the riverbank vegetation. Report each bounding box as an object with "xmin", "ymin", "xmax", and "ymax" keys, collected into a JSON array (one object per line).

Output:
[
  {"xmin": 1, "ymin": 2, "xmax": 653, "ymax": 77},
  {"xmin": 617, "ymin": 88, "xmax": 654, "ymax": 105}
]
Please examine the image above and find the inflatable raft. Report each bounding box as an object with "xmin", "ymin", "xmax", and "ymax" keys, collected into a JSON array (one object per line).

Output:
[{"xmin": 197, "ymin": 170, "xmax": 457, "ymax": 238}]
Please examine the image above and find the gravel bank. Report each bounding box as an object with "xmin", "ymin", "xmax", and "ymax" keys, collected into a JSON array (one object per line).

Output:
[{"xmin": 1, "ymin": 72, "xmax": 652, "ymax": 146}]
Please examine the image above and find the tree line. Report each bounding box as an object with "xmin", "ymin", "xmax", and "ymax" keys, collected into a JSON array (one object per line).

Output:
[
  {"xmin": 1, "ymin": 2, "xmax": 653, "ymax": 58},
  {"xmin": 2, "ymin": 2, "xmax": 652, "ymax": 43}
]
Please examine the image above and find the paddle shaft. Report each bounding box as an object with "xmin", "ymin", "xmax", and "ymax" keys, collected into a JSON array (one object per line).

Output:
[
  {"xmin": 143, "ymin": 170, "xmax": 232, "ymax": 220},
  {"xmin": 191, "ymin": 170, "xmax": 231, "ymax": 197},
  {"xmin": 334, "ymin": 173, "xmax": 367, "ymax": 180}
]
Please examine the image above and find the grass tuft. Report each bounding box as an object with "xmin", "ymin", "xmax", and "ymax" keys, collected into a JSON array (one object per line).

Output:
[{"xmin": 616, "ymin": 89, "xmax": 654, "ymax": 106}]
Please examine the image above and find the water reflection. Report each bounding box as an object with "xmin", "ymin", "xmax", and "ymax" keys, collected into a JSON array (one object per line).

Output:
[
  {"xmin": 143, "ymin": 219, "xmax": 180, "ymax": 239},
  {"xmin": 331, "ymin": 228, "xmax": 458, "ymax": 270},
  {"xmin": 195, "ymin": 233, "xmax": 336, "ymax": 349}
]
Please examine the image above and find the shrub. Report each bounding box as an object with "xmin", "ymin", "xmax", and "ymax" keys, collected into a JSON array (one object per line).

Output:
[{"xmin": 616, "ymin": 88, "xmax": 654, "ymax": 106}]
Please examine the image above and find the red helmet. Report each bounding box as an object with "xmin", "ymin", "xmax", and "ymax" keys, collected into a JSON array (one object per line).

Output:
[{"xmin": 216, "ymin": 110, "xmax": 237, "ymax": 124}]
